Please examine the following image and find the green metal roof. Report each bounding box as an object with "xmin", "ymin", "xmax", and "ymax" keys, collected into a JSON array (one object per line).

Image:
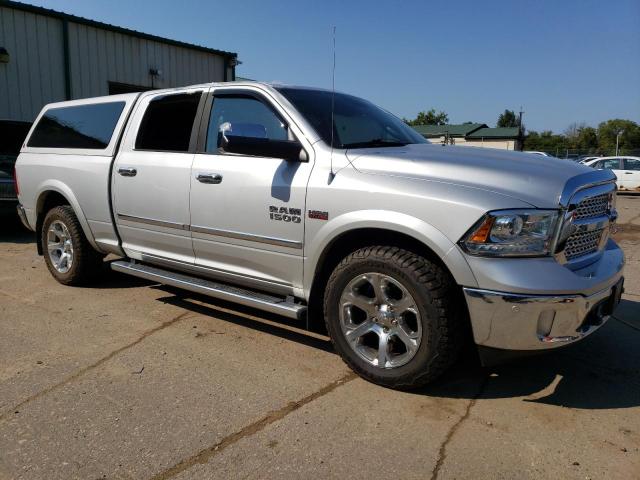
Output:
[
  {"xmin": 466, "ymin": 127, "xmax": 521, "ymax": 139},
  {"xmin": 412, "ymin": 123, "xmax": 486, "ymax": 137},
  {"xmin": 2, "ymin": 0, "xmax": 237, "ymax": 59}
]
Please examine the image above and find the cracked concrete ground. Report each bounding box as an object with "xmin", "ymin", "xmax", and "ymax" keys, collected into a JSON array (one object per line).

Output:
[{"xmin": 1, "ymin": 195, "xmax": 639, "ymax": 480}]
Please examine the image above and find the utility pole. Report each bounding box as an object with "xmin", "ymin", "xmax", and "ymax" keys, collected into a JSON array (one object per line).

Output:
[
  {"xmin": 616, "ymin": 130, "xmax": 624, "ymax": 156},
  {"xmin": 517, "ymin": 107, "xmax": 524, "ymax": 151}
]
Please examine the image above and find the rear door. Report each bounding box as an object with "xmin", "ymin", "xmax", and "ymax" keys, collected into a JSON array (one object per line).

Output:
[
  {"xmin": 189, "ymin": 86, "xmax": 314, "ymax": 294},
  {"xmin": 113, "ymin": 88, "xmax": 205, "ymax": 263},
  {"xmin": 620, "ymin": 158, "xmax": 640, "ymax": 191}
]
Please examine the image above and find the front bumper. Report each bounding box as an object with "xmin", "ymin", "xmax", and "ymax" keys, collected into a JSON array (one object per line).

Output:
[{"xmin": 463, "ymin": 241, "xmax": 625, "ymax": 351}]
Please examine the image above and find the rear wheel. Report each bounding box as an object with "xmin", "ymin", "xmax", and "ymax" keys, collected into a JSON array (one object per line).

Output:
[
  {"xmin": 324, "ymin": 246, "xmax": 463, "ymax": 389},
  {"xmin": 42, "ymin": 206, "xmax": 104, "ymax": 285}
]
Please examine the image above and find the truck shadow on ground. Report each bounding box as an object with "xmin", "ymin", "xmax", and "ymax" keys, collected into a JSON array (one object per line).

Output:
[{"xmin": 147, "ymin": 283, "xmax": 640, "ymax": 410}]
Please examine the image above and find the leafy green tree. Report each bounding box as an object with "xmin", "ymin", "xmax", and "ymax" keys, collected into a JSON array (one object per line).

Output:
[
  {"xmin": 576, "ymin": 126, "xmax": 598, "ymax": 153},
  {"xmin": 523, "ymin": 130, "xmax": 566, "ymax": 154},
  {"xmin": 404, "ymin": 109, "xmax": 449, "ymax": 126},
  {"xmin": 597, "ymin": 119, "xmax": 640, "ymax": 155},
  {"xmin": 497, "ymin": 110, "xmax": 518, "ymax": 128}
]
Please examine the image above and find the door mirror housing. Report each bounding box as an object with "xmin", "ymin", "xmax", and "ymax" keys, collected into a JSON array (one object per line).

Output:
[{"xmin": 219, "ymin": 123, "xmax": 307, "ymax": 162}]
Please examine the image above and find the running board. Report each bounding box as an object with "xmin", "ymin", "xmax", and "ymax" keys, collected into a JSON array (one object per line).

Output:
[{"xmin": 111, "ymin": 260, "xmax": 306, "ymax": 320}]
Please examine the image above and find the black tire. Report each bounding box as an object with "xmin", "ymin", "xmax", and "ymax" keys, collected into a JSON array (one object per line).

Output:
[
  {"xmin": 324, "ymin": 246, "xmax": 463, "ymax": 389},
  {"xmin": 41, "ymin": 205, "xmax": 104, "ymax": 286}
]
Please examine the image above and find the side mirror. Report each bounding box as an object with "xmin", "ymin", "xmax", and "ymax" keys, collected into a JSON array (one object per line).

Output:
[{"xmin": 219, "ymin": 122, "xmax": 307, "ymax": 162}]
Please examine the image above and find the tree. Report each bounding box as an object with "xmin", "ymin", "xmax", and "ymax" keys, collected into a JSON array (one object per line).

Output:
[
  {"xmin": 497, "ymin": 110, "xmax": 518, "ymax": 128},
  {"xmin": 597, "ymin": 119, "xmax": 640, "ymax": 155},
  {"xmin": 404, "ymin": 109, "xmax": 449, "ymax": 126},
  {"xmin": 576, "ymin": 126, "xmax": 598, "ymax": 153},
  {"xmin": 564, "ymin": 122, "xmax": 588, "ymax": 142}
]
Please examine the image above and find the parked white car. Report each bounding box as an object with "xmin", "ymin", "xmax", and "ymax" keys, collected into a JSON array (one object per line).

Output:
[
  {"xmin": 583, "ymin": 156, "xmax": 640, "ymax": 192},
  {"xmin": 524, "ymin": 151, "xmax": 554, "ymax": 157}
]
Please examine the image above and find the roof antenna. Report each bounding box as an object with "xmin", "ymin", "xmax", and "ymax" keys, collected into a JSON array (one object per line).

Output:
[{"xmin": 328, "ymin": 26, "xmax": 337, "ymax": 185}]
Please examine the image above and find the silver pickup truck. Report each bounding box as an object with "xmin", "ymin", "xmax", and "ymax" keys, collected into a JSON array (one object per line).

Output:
[{"xmin": 15, "ymin": 82, "xmax": 624, "ymax": 389}]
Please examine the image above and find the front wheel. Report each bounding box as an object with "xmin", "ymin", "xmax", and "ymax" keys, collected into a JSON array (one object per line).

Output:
[
  {"xmin": 42, "ymin": 206, "xmax": 104, "ymax": 286},
  {"xmin": 324, "ymin": 246, "xmax": 463, "ymax": 389}
]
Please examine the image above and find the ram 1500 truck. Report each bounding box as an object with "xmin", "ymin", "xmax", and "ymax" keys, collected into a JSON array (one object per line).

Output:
[{"xmin": 15, "ymin": 82, "xmax": 624, "ymax": 389}]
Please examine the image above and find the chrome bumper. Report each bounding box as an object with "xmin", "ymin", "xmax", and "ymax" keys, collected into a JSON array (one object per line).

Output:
[
  {"xmin": 464, "ymin": 278, "xmax": 623, "ymax": 351},
  {"xmin": 16, "ymin": 203, "xmax": 34, "ymax": 231}
]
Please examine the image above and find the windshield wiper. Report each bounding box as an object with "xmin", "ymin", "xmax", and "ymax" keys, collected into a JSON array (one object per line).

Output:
[{"xmin": 340, "ymin": 139, "xmax": 409, "ymax": 149}]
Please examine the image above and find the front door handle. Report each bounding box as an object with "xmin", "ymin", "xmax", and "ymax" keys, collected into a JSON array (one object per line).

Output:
[
  {"xmin": 196, "ymin": 173, "xmax": 223, "ymax": 184},
  {"xmin": 118, "ymin": 167, "xmax": 137, "ymax": 177},
  {"xmin": 624, "ymin": 172, "xmax": 633, "ymax": 175}
]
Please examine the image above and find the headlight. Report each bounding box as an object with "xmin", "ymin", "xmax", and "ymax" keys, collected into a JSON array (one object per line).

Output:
[{"xmin": 460, "ymin": 209, "xmax": 559, "ymax": 257}]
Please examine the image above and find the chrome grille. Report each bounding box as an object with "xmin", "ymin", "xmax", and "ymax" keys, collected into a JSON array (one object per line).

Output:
[
  {"xmin": 573, "ymin": 193, "xmax": 609, "ymax": 220},
  {"xmin": 564, "ymin": 228, "xmax": 604, "ymax": 261}
]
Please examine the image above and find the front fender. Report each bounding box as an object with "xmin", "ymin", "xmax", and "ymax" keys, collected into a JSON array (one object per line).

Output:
[
  {"xmin": 303, "ymin": 209, "xmax": 478, "ymax": 296},
  {"xmin": 35, "ymin": 180, "xmax": 102, "ymax": 253}
]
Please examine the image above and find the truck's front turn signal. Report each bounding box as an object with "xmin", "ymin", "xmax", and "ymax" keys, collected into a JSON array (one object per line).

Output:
[{"xmin": 469, "ymin": 216, "xmax": 494, "ymax": 243}]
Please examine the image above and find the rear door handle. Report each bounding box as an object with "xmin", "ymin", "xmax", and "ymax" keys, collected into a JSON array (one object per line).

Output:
[
  {"xmin": 118, "ymin": 167, "xmax": 137, "ymax": 177},
  {"xmin": 196, "ymin": 173, "xmax": 223, "ymax": 184},
  {"xmin": 624, "ymin": 172, "xmax": 634, "ymax": 175}
]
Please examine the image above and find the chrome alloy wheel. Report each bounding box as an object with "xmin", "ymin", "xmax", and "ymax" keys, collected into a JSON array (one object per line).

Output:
[
  {"xmin": 339, "ymin": 272, "xmax": 422, "ymax": 369},
  {"xmin": 47, "ymin": 220, "xmax": 74, "ymax": 274}
]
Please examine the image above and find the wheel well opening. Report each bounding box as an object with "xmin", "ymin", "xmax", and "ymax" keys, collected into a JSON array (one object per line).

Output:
[
  {"xmin": 307, "ymin": 228, "xmax": 459, "ymax": 334},
  {"xmin": 35, "ymin": 191, "xmax": 70, "ymax": 255}
]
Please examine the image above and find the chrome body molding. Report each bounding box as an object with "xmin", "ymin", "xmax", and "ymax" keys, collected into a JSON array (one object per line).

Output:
[
  {"xmin": 16, "ymin": 203, "xmax": 34, "ymax": 231},
  {"xmin": 190, "ymin": 225, "xmax": 302, "ymax": 249},
  {"xmin": 463, "ymin": 277, "xmax": 622, "ymax": 351},
  {"xmin": 117, "ymin": 213, "xmax": 189, "ymax": 231},
  {"xmin": 117, "ymin": 213, "xmax": 302, "ymax": 249},
  {"xmin": 558, "ymin": 169, "xmax": 617, "ymax": 207}
]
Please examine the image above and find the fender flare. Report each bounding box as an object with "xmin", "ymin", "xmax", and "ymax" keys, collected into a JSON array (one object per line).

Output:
[
  {"xmin": 303, "ymin": 210, "xmax": 479, "ymax": 297},
  {"xmin": 35, "ymin": 180, "xmax": 102, "ymax": 253}
]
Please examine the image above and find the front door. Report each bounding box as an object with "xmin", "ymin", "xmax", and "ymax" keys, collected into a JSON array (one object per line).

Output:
[
  {"xmin": 113, "ymin": 89, "xmax": 203, "ymax": 263},
  {"xmin": 189, "ymin": 88, "xmax": 313, "ymax": 294}
]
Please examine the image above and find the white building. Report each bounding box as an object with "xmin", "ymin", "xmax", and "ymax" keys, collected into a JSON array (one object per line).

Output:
[{"xmin": 413, "ymin": 123, "xmax": 523, "ymax": 150}]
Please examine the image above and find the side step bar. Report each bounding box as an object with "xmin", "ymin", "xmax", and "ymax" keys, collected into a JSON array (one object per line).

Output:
[{"xmin": 111, "ymin": 260, "xmax": 307, "ymax": 320}]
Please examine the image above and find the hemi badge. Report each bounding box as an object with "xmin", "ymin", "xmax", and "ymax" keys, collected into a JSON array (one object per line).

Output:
[{"xmin": 308, "ymin": 210, "xmax": 329, "ymax": 221}]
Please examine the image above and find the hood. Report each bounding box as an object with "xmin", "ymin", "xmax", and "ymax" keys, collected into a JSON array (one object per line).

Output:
[{"xmin": 346, "ymin": 144, "xmax": 594, "ymax": 208}]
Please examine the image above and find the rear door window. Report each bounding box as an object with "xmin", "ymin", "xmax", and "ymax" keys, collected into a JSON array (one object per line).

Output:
[
  {"xmin": 623, "ymin": 158, "xmax": 640, "ymax": 171},
  {"xmin": 28, "ymin": 102, "xmax": 125, "ymax": 149},
  {"xmin": 135, "ymin": 92, "xmax": 202, "ymax": 152}
]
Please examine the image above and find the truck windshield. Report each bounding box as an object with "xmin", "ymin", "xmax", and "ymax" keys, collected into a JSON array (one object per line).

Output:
[{"xmin": 275, "ymin": 87, "xmax": 427, "ymax": 149}]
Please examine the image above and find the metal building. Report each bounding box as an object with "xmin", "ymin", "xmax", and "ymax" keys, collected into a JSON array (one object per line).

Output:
[{"xmin": 0, "ymin": 0, "xmax": 238, "ymax": 123}]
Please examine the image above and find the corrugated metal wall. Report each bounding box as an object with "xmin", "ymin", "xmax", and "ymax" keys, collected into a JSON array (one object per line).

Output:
[
  {"xmin": 0, "ymin": 5, "xmax": 66, "ymax": 122},
  {"xmin": 66, "ymin": 23, "xmax": 226, "ymax": 99},
  {"xmin": 0, "ymin": 5, "xmax": 231, "ymax": 122}
]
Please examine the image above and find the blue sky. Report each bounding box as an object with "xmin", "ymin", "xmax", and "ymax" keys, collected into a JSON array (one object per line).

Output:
[{"xmin": 27, "ymin": 0, "xmax": 640, "ymax": 132}]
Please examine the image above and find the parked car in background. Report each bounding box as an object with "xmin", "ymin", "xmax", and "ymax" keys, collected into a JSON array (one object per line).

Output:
[
  {"xmin": 578, "ymin": 156, "xmax": 600, "ymax": 164},
  {"xmin": 524, "ymin": 151, "xmax": 554, "ymax": 157},
  {"xmin": 0, "ymin": 120, "xmax": 32, "ymax": 212},
  {"xmin": 583, "ymin": 156, "xmax": 640, "ymax": 192}
]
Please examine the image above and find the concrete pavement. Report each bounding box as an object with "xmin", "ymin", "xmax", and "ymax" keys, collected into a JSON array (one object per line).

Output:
[{"xmin": 0, "ymin": 197, "xmax": 638, "ymax": 480}]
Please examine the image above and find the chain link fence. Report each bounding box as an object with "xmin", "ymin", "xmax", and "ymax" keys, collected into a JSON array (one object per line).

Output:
[{"xmin": 531, "ymin": 148, "xmax": 640, "ymax": 160}]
